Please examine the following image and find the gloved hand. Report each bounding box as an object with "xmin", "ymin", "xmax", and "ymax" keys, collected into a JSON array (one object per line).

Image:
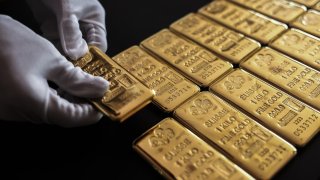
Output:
[
  {"xmin": 26, "ymin": 0, "xmax": 107, "ymax": 60},
  {"xmin": 0, "ymin": 15, "xmax": 109, "ymax": 127}
]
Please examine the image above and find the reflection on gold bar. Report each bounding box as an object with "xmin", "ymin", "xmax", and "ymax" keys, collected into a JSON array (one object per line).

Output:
[
  {"xmin": 210, "ymin": 69, "xmax": 320, "ymax": 146},
  {"xmin": 73, "ymin": 47, "xmax": 154, "ymax": 122},
  {"xmin": 313, "ymin": 2, "xmax": 320, "ymax": 10},
  {"xmin": 141, "ymin": 29, "xmax": 233, "ymax": 87},
  {"xmin": 170, "ymin": 13, "xmax": 260, "ymax": 64},
  {"xmin": 113, "ymin": 46, "xmax": 199, "ymax": 112},
  {"xmin": 293, "ymin": 0, "xmax": 319, "ymax": 7},
  {"xmin": 241, "ymin": 47, "xmax": 320, "ymax": 110},
  {"xmin": 270, "ymin": 28, "xmax": 320, "ymax": 71},
  {"xmin": 174, "ymin": 92, "xmax": 296, "ymax": 179},
  {"xmin": 133, "ymin": 117, "xmax": 254, "ymax": 180},
  {"xmin": 199, "ymin": 0, "xmax": 288, "ymax": 44},
  {"xmin": 292, "ymin": 10, "xmax": 320, "ymax": 38},
  {"xmin": 231, "ymin": 0, "xmax": 306, "ymax": 23}
]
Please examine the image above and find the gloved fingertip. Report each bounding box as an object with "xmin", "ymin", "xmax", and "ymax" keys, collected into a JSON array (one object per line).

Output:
[{"xmin": 92, "ymin": 76, "xmax": 109, "ymax": 97}]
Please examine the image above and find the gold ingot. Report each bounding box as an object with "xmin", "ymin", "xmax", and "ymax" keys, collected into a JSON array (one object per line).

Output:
[
  {"xmin": 292, "ymin": 10, "xmax": 320, "ymax": 38},
  {"xmin": 170, "ymin": 13, "xmax": 260, "ymax": 64},
  {"xmin": 270, "ymin": 28, "xmax": 320, "ymax": 71},
  {"xmin": 210, "ymin": 69, "xmax": 320, "ymax": 146},
  {"xmin": 73, "ymin": 46, "xmax": 154, "ymax": 122},
  {"xmin": 313, "ymin": 2, "xmax": 320, "ymax": 11},
  {"xmin": 199, "ymin": 0, "xmax": 288, "ymax": 44},
  {"xmin": 231, "ymin": 0, "xmax": 306, "ymax": 23},
  {"xmin": 113, "ymin": 46, "xmax": 200, "ymax": 112},
  {"xmin": 141, "ymin": 29, "xmax": 233, "ymax": 87},
  {"xmin": 293, "ymin": 0, "xmax": 318, "ymax": 7},
  {"xmin": 174, "ymin": 92, "xmax": 296, "ymax": 179},
  {"xmin": 241, "ymin": 47, "xmax": 320, "ymax": 110},
  {"xmin": 133, "ymin": 117, "xmax": 254, "ymax": 180}
]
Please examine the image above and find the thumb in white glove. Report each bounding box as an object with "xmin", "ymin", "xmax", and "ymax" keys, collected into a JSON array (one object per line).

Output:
[
  {"xmin": 27, "ymin": 0, "xmax": 107, "ymax": 60},
  {"xmin": 0, "ymin": 15, "xmax": 109, "ymax": 127}
]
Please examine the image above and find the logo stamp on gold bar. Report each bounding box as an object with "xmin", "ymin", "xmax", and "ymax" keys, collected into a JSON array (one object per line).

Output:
[
  {"xmin": 133, "ymin": 117, "xmax": 254, "ymax": 180},
  {"xmin": 210, "ymin": 69, "xmax": 320, "ymax": 146},
  {"xmin": 292, "ymin": 10, "xmax": 320, "ymax": 38},
  {"xmin": 170, "ymin": 13, "xmax": 260, "ymax": 64},
  {"xmin": 174, "ymin": 92, "xmax": 296, "ymax": 179},
  {"xmin": 141, "ymin": 29, "xmax": 233, "ymax": 87},
  {"xmin": 113, "ymin": 46, "xmax": 199, "ymax": 112}
]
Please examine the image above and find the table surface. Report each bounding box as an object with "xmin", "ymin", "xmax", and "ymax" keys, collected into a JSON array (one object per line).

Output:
[{"xmin": 0, "ymin": 0, "xmax": 319, "ymax": 179}]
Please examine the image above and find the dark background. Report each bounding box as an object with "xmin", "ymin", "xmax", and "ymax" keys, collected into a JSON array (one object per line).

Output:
[{"xmin": 0, "ymin": 0, "xmax": 319, "ymax": 179}]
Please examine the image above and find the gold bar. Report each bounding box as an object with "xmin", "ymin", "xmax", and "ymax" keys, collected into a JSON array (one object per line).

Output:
[
  {"xmin": 133, "ymin": 117, "xmax": 254, "ymax": 180},
  {"xmin": 293, "ymin": 0, "xmax": 319, "ymax": 7},
  {"xmin": 141, "ymin": 29, "xmax": 233, "ymax": 87},
  {"xmin": 210, "ymin": 69, "xmax": 320, "ymax": 146},
  {"xmin": 231, "ymin": 0, "xmax": 306, "ymax": 23},
  {"xmin": 291, "ymin": 10, "xmax": 320, "ymax": 38},
  {"xmin": 112, "ymin": 46, "xmax": 200, "ymax": 112},
  {"xmin": 170, "ymin": 13, "xmax": 260, "ymax": 64},
  {"xmin": 270, "ymin": 28, "xmax": 320, "ymax": 71},
  {"xmin": 241, "ymin": 47, "xmax": 320, "ymax": 110},
  {"xmin": 313, "ymin": 2, "xmax": 320, "ymax": 10},
  {"xmin": 73, "ymin": 46, "xmax": 154, "ymax": 122},
  {"xmin": 174, "ymin": 92, "xmax": 296, "ymax": 179},
  {"xmin": 199, "ymin": 0, "xmax": 288, "ymax": 44}
]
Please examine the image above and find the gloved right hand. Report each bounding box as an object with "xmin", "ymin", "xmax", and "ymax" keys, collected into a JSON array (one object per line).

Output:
[{"xmin": 0, "ymin": 15, "xmax": 109, "ymax": 127}]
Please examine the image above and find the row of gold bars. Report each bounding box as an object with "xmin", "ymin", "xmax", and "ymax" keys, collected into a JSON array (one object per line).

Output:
[{"xmin": 73, "ymin": 0, "xmax": 320, "ymax": 179}]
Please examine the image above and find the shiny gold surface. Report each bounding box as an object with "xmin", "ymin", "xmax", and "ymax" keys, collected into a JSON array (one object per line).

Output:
[
  {"xmin": 199, "ymin": 0, "xmax": 288, "ymax": 44},
  {"xmin": 174, "ymin": 92, "xmax": 296, "ymax": 179},
  {"xmin": 231, "ymin": 0, "xmax": 306, "ymax": 23},
  {"xmin": 293, "ymin": 0, "xmax": 319, "ymax": 7},
  {"xmin": 270, "ymin": 28, "xmax": 320, "ymax": 71},
  {"xmin": 313, "ymin": 2, "xmax": 320, "ymax": 10},
  {"xmin": 241, "ymin": 47, "xmax": 320, "ymax": 110},
  {"xmin": 210, "ymin": 69, "xmax": 320, "ymax": 146},
  {"xmin": 141, "ymin": 29, "xmax": 233, "ymax": 87},
  {"xmin": 133, "ymin": 117, "xmax": 254, "ymax": 180},
  {"xmin": 292, "ymin": 10, "xmax": 320, "ymax": 38},
  {"xmin": 170, "ymin": 13, "xmax": 260, "ymax": 64},
  {"xmin": 112, "ymin": 46, "xmax": 199, "ymax": 112},
  {"xmin": 73, "ymin": 47, "xmax": 154, "ymax": 122}
]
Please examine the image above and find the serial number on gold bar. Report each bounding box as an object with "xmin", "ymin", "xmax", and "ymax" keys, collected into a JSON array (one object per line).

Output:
[
  {"xmin": 174, "ymin": 92, "xmax": 296, "ymax": 179},
  {"xmin": 210, "ymin": 69, "xmax": 320, "ymax": 146},
  {"xmin": 241, "ymin": 47, "xmax": 320, "ymax": 110},
  {"xmin": 170, "ymin": 13, "xmax": 260, "ymax": 64},
  {"xmin": 293, "ymin": 0, "xmax": 319, "ymax": 7},
  {"xmin": 112, "ymin": 46, "xmax": 199, "ymax": 112},
  {"xmin": 141, "ymin": 29, "xmax": 233, "ymax": 87},
  {"xmin": 133, "ymin": 117, "xmax": 254, "ymax": 180},
  {"xmin": 199, "ymin": 0, "xmax": 288, "ymax": 44},
  {"xmin": 291, "ymin": 10, "xmax": 320, "ymax": 38},
  {"xmin": 73, "ymin": 47, "xmax": 154, "ymax": 122},
  {"xmin": 270, "ymin": 28, "xmax": 320, "ymax": 71},
  {"xmin": 231, "ymin": 0, "xmax": 306, "ymax": 23}
]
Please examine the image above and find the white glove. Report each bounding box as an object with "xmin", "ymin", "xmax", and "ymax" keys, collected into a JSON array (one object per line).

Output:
[
  {"xmin": 26, "ymin": 0, "xmax": 107, "ymax": 60},
  {"xmin": 0, "ymin": 15, "xmax": 109, "ymax": 127}
]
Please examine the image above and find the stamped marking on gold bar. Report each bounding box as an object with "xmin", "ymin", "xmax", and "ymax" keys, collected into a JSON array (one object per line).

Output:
[
  {"xmin": 112, "ymin": 46, "xmax": 199, "ymax": 112},
  {"xmin": 292, "ymin": 10, "xmax": 320, "ymax": 38},
  {"xmin": 133, "ymin": 118, "xmax": 254, "ymax": 180},
  {"xmin": 141, "ymin": 29, "xmax": 233, "ymax": 87},
  {"xmin": 270, "ymin": 28, "xmax": 320, "ymax": 71},
  {"xmin": 73, "ymin": 46, "xmax": 154, "ymax": 122},
  {"xmin": 231, "ymin": 0, "xmax": 306, "ymax": 23},
  {"xmin": 174, "ymin": 92, "xmax": 296, "ymax": 179},
  {"xmin": 293, "ymin": 0, "xmax": 319, "ymax": 7},
  {"xmin": 210, "ymin": 69, "xmax": 320, "ymax": 146},
  {"xmin": 170, "ymin": 13, "xmax": 260, "ymax": 64},
  {"xmin": 199, "ymin": 0, "xmax": 288, "ymax": 44},
  {"xmin": 241, "ymin": 47, "xmax": 320, "ymax": 110}
]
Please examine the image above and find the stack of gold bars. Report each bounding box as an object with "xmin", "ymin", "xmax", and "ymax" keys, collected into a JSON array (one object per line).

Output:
[{"xmin": 74, "ymin": 0, "xmax": 320, "ymax": 179}]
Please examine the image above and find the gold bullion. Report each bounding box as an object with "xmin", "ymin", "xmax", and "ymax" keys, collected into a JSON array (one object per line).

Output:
[
  {"xmin": 112, "ymin": 46, "xmax": 199, "ymax": 112},
  {"xmin": 292, "ymin": 10, "xmax": 320, "ymax": 38},
  {"xmin": 293, "ymin": 0, "xmax": 319, "ymax": 7},
  {"xmin": 313, "ymin": 2, "xmax": 320, "ymax": 10},
  {"xmin": 73, "ymin": 46, "xmax": 154, "ymax": 122},
  {"xmin": 241, "ymin": 47, "xmax": 320, "ymax": 110},
  {"xmin": 141, "ymin": 29, "xmax": 233, "ymax": 87},
  {"xmin": 199, "ymin": 0, "xmax": 288, "ymax": 44},
  {"xmin": 174, "ymin": 92, "xmax": 296, "ymax": 179},
  {"xmin": 231, "ymin": 0, "xmax": 306, "ymax": 23},
  {"xmin": 270, "ymin": 28, "xmax": 320, "ymax": 71},
  {"xmin": 133, "ymin": 117, "xmax": 254, "ymax": 180},
  {"xmin": 170, "ymin": 13, "xmax": 260, "ymax": 64},
  {"xmin": 210, "ymin": 69, "xmax": 320, "ymax": 146}
]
